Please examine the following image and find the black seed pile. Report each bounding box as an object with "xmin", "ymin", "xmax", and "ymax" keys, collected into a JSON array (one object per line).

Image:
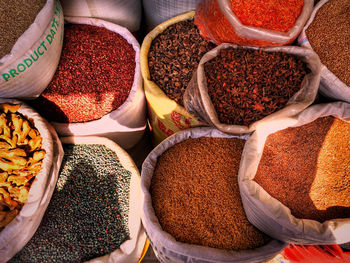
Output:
[
  {"xmin": 148, "ymin": 19, "xmax": 216, "ymax": 106},
  {"xmin": 10, "ymin": 144, "xmax": 131, "ymax": 263}
]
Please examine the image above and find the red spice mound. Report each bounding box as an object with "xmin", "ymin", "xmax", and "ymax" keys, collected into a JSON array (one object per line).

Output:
[
  {"xmin": 230, "ymin": 0, "xmax": 304, "ymax": 33},
  {"xmin": 30, "ymin": 24, "xmax": 135, "ymax": 123},
  {"xmin": 255, "ymin": 116, "xmax": 350, "ymax": 222},
  {"xmin": 151, "ymin": 137, "xmax": 270, "ymax": 250}
]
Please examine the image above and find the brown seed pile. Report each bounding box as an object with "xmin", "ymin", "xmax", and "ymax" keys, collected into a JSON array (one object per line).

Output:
[
  {"xmin": 204, "ymin": 47, "xmax": 309, "ymax": 126},
  {"xmin": 148, "ymin": 20, "xmax": 216, "ymax": 106},
  {"xmin": 255, "ymin": 116, "xmax": 350, "ymax": 222},
  {"xmin": 306, "ymin": 0, "xmax": 350, "ymax": 86},
  {"xmin": 151, "ymin": 137, "xmax": 270, "ymax": 250},
  {"xmin": 0, "ymin": 0, "xmax": 46, "ymax": 58}
]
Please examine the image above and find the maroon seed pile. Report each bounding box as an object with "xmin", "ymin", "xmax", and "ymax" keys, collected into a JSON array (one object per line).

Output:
[
  {"xmin": 151, "ymin": 137, "xmax": 270, "ymax": 250},
  {"xmin": 29, "ymin": 24, "xmax": 135, "ymax": 123}
]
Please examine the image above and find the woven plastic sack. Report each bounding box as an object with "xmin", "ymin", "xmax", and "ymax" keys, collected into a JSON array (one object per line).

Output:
[
  {"xmin": 0, "ymin": 0, "xmax": 63, "ymax": 99},
  {"xmin": 184, "ymin": 44, "xmax": 321, "ymax": 135},
  {"xmin": 194, "ymin": 0, "xmax": 313, "ymax": 46},
  {"xmin": 60, "ymin": 0, "xmax": 141, "ymax": 32},
  {"xmin": 0, "ymin": 99, "xmax": 64, "ymax": 263},
  {"xmin": 298, "ymin": 0, "xmax": 350, "ymax": 104},
  {"xmin": 140, "ymin": 11, "xmax": 204, "ymax": 146},
  {"xmin": 47, "ymin": 17, "xmax": 146, "ymax": 150},
  {"xmin": 239, "ymin": 101, "xmax": 350, "ymax": 244},
  {"xmin": 141, "ymin": 127, "xmax": 287, "ymax": 263},
  {"xmin": 143, "ymin": 0, "xmax": 201, "ymax": 31},
  {"xmin": 57, "ymin": 136, "xmax": 147, "ymax": 263}
]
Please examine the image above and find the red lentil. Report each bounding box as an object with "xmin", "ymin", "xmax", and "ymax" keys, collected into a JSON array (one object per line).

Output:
[
  {"xmin": 29, "ymin": 24, "xmax": 135, "ymax": 123},
  {"xmin": 204, "ymin": 47, "xmax": 309, "ymax": 126},
  {"xmin": 151, "ymin": 137, "xmax": 270, "ymax": 250},
  {"xmin": 254, "ymin": 116, "xmax": 350, "ymax": 222}
]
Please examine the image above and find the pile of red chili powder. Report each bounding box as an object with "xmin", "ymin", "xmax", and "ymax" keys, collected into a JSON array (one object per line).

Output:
[
  {"xmin": 151, "ymin": 137, "xmax": 270, "ymax": 250},
  {"xmin": 254, "ymin": 116, "xmax": 350, "ymax": 222},
  {"xmin": 204, "ymin": 47, "xmax": 309, "ymax": 126},
  {"xmin": 29, "ymin": 24, "xmax": 135, "ymax": 123}
]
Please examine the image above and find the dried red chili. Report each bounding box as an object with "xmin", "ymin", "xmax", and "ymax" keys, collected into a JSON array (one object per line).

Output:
[
  {"xmin": 230, "ymin": 0, "xmax": 304, "ymax": 33},
  {"xmin": 204, "ymin": 47, "xmax": 309, "ymax": 126},
  {"xmin": 28, "ymin": 24, "xmax": 135, "ymax": 123},
  {"xmin": 254, "ymin": 116, "xmax": 350, "ymax": 222}
]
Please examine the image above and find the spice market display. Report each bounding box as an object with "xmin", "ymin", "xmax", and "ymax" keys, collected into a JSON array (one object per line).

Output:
[
  {"xmin": 0, "ymin": 104, "xmax": 46, "ymax": 231},
  {"xmin": 0, "ymin": 0, "xmax": 350, "ymax": 262}
]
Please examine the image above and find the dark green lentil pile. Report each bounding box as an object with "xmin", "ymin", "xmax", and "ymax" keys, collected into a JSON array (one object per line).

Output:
[
  {"xmin": 10, "ymin": 144, "xmax": 131, "ymax": 263},
  {"xmin": 0, "ymin": 0, "xmax": 46, "ymax": 58}
]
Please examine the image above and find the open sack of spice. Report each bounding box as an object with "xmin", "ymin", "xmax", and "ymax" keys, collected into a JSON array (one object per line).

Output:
[
  {"xmin": 194, "ymin": 0, "xmax": 313, "ymax": 46},
  {"xmin": 10, "ymin": 136, "xmax": 147, "ymax": 263},
  {"xmin": 26, "ymin": 17, "xmax": 146, "ymax": 150},
  {"xmin": 0, "ymin": 99, "xmax": 64, "ymax": 262},
  {"xmin": 238, "ymin": 101, "xmax": 350, "ymax": 245},
  {"xmin": 298, "ymin": 0, "xmax": 350, "ymax": 104},
  {"xmin": 0, "ymin": 0, "xmax": 63, "ymax": 99},
  {"xmin": 141, "ymin": 127, "xmax": 287, "ymax": 263},
  {"xmin": 141, "ymin": 11, "xmax": 217, "ymax": 145},
  {"xmin": 184, "ymin": 43, "xmax": 321, "ymax": 135}
]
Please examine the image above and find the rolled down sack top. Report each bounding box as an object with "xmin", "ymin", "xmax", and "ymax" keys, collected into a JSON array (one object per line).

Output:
[
  {"xmin": 141, "ymin": 127, "xmax": 286, "ymax": 263},
  {"xmin": 26, "ymin": 17, "xmax": 146, "ymax": 150},
  {"xmin": 0, "ymin": 0, "xmax": 64, "ymax": 99},
  {"xmin": 239, "ymin": 101, "xmax": 350, "ymax": 244},
  {"xmin": 0, "ymin": 98, "xmax": 64, "ymax": 262},
  {"xmin": 184, "ymin": 43, "xmax": 321, "ymax": 135}
]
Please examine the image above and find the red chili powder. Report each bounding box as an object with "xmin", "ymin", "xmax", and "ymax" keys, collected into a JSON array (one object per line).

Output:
[
  {"xmin": 230, "ymin": 0, "xmax": 304, "ymax": 33},
  {"xmin": 254, "ymin": 116, "xmax": 350, "ymax": 222},
  {"xmin": 29, "ymin": 24, "xmax": 135, "ymax": 123}
]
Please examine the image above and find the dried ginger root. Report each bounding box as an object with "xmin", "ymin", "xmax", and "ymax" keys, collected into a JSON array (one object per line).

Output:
[{"xmin": 0, "ymin": 104, "xmax": 46, "ymax": 231}]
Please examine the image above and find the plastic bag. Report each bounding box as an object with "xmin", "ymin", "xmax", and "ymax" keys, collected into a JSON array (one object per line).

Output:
[
  {"xmin": 184, "ymin": 43, "xmax": 321, "ymax": 135},
  {"xmin": 0, "ymin": 0, "xmax": 63, "ymax": 99},
  {"xmin": 142, "ymin": 0, "xmax": 201, "ymax": 31},
  {"xmin": 141, "ymin": 127, "xmax": 287, "ymax": 263},
  {"xmin": 0, "ymin": 99, "xmax": 64, "ymax": 263},
  {"xmin": 60, "ymin": 0, "xmax": 141, "ymax": 32},
  {"xmin": 140, "ymin": 11, "xmax": 204, "ymax": 146},
  {"xmin": 298, "ymin": 0, "xmax": 350, "ymax": 104},
  {"xmin": 47, "ymin": 17, "xmax": 146, "ymax": 150},
  {"xmin": 239, "ymin": 101, "xmax": 350, "ymax": 244},
  {"xmin": 194, "ymin": 0, "xmax": 313, "ymax": 46}
]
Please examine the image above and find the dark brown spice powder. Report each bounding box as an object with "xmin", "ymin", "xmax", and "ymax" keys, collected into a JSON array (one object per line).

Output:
[
  {"xmin": 204, "ymin": 47, "xmax": 309, "ymax": 126},
  {"xmin": 29, "ymin": 24, "xmax": 135, "ymax": 123},
  {"xmin": 148, "ymin": 19, "xmax": 216, "ymax": 106},
  {"xmin": 151, "ymin": 137, "xmax": 270, "ymax": 250},
  {"xmin": 0, "ymin": 0, "xmax": 46, "ymax": 58},
  {"xmin": 306, "ymin": 0, "xmax": 350, "ymax": 86},
  {"xmin": 254, "ymin": 116, "xmax": 350, "ymax": 222}
]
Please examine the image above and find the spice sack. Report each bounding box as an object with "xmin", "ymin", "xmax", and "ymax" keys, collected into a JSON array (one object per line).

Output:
[
  {"xmin": 184, "ymin": 44, "xmax": 321, "ymax": 135},
  {"xmin": 10, "ymin": 136, "xmax": 147, "ymax": 263},
  {"xmin": 194, "ymin": 0, "xmax": 313, "ymax": 46},
  {"xmin": 0, "ymin": 0, "xmax": 64, "ymax": 99},
  {"xmin": 239, "ymin": 102, "xmax": 350, "ymax": 245},
  {"xmin": 60, "ymin": 0, "xmax": 141, "ymax": 32},
  {"xmin": 0, "ymin": 99, "xmax": 64, "ymax": 263},
  {"xmin": 141, "ymin": 11, "xmax": 214, "ymax": 145},
  {"xmin": 27, "ymin": 17, "xmax": 146, "ymax": 150},
  {"xmin": 298, "ymin": 0, "xmax": 350, "ymax": 103},
  {"xmin": 141, "ymin": 127, "xmax": 286, "ymax": 263}
]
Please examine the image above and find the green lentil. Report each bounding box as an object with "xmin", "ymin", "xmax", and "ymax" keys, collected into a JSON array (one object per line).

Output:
[
  {"xmin": 10, "ymin": 144, "xmax": 131, "ymax": 263},
  {"xmin": 0, "ymin": 0, "xmax": 46, "ymax": 58}
]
